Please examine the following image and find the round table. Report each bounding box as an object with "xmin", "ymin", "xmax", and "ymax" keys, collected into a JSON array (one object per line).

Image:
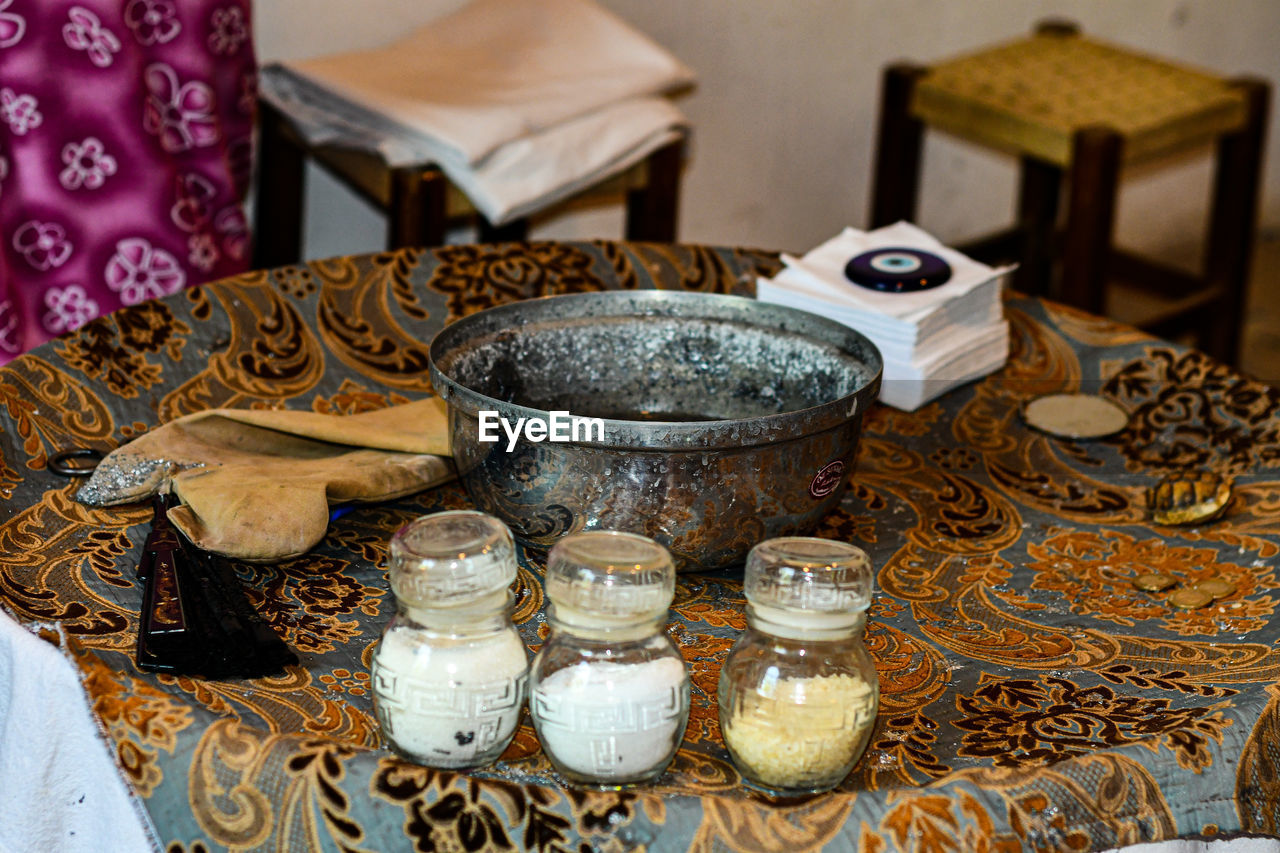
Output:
[{"xmin": 1, "ymin": 241, "xmax": 1278, "ymax": 852}]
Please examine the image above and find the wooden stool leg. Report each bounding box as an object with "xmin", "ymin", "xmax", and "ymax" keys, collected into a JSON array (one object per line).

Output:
[
  {"xmin": 1059, "ymin": 126, "xmax": 1123, "ymax": 314},
  {"xmin": 869, "ymin": 63, "xmax": 927, "ymax": 228},
  {"xmin": 1202, "ymin": 77, "xmax": 1271, "ymax": 366},
  {"xmin": 1014, "ymin": 157, "xmax": 1062, "ymax": 296},
  {"xmin": 388, "ymin": 166, "xmax": 447, "ymax": 249},
  {"xmin": 253, "ymin": 100, "xmax": 307, "ymax": 268},
  {"xmin": 626, "ymin": 138, "xmax": 684, "ymax": 242},
  {"xmin": 478, "ymin": 216, "xmax": 530, "ymax": 244}
]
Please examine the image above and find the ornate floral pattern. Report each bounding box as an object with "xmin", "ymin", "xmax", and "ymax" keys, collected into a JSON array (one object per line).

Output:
[
  {"xmin": 60, "ymin": 136, "xmax": 118, "ymax": 190},
  {"xmin": 124, "ymin": 0, "xmax": 180, "ymax": 46},
  {"xmin": 0, "ymin": 86, "xmax": 40, "ymax": 135},
  {"xmin": 76, "ymin": 643, "xmax": 195, "ymax": 796},
  {"xmin": 427, "ymin": 241, "xmax": 603, "ymax": 317},
  {"xmin": 954, "ymin": 674, "xmax": 1233, "ymax": 770},
  {"xmin": 207, "ymin": 6, "xmax": 247, "ymax": 55},
  {"xmin": 1106, "ymin": 348, "xmax": 1280, "ymax": 477},
  {"xmin": 0, "ymin": 299, "xmax": 18, "ymax": 356},
  {"xmin": 0, "ymin": 244, "xmax": 1278, "ymax": 850},
  {"xmin": 54, "ymin": 299, "xmax": 190, "ymax": 398},
  {"xmin": 105, "ymin": 237, "xmax": 186, "ymax": 303},
  {"xmin": 1, "ymin": 0, "xmax": 254, "ymax": 361},
  {"xmin": 0, "ymin": 0, "xmax": 25, "ymax": 48},
  {"xmin": 1027, "ymin": 529, "xmax": 1279, "ymax": 636},
  {"xmin": 12, "ymin": 220, "xmax": 72, "ymax": 270},
  {"xmin": 142, "ymin": 63, "xmax": 219, "ymax": 152},
  {"xmin": 170, "ymin": 173, "xmax": 217, "ymax": 233},
  {"xmin": 43, "ymin": 284, "xmax": 100, "ymax": 334},
  {"xmin": 62, "ymin": 6, "xmax": 121, "ymax": 67}
]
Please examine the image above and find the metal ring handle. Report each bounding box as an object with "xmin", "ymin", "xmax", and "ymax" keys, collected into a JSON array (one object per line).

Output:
[{"xmin": 50, "ymin": 448, "xmax": 105, "ymax": 477}]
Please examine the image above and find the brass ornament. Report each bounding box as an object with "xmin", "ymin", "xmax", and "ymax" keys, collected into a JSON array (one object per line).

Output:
[{"xmin": 1147, "ymin": 471, "xmax": 1232, "ymax": 526}]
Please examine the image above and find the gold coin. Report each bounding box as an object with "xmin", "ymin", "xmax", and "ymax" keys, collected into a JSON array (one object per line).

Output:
[
  {"xmin": 1132, "ymin": 573, "xmax": 1177, "ymax": 592},
  {"xmin": 1168, "ymin": 587, "xmax": 1215, "ymax": 610},
  {"xmin": 1193, "ymin": 578, "xmax": 1236, "ymax": 600}
]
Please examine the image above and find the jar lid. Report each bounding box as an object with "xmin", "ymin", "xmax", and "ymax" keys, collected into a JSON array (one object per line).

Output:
[
  {"xmin": 388, "ymin": 511, "xmax": 517, "ymax": 607},
  {"xmin": 545, "ymin": 531, "xmax": 675, "ymax": 628},
  {"xmin": 745, "ymin": 537, "xmax": 872, "ymax": 630}
]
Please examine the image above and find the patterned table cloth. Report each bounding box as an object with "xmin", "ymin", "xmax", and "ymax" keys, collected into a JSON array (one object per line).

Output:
[{"xmin": 1, "ymin": 241, "xmax": 1278, "ymax": 852}]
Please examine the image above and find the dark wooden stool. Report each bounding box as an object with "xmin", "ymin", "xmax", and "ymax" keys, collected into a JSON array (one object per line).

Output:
[
  {"xmin": 869, "ymin": 21, "xmax": 1270, "ymax": 366},
  {"xmin": 253, "ymin": 99, "xmax": 685, "ymax": 267}
]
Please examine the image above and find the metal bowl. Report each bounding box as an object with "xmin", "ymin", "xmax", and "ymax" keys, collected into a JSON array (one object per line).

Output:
[{"xmin": 428, "ymin": 290, "xmax": 882, "ymax": 571}]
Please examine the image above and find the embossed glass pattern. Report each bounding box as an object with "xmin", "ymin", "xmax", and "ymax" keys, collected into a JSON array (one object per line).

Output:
[
  {"xmin": 544, "ymin": 530, "xmax": 676, "ymax": 627},
  {"xmin": 719, "ymin": 537, "xmax": 880, "ymax": 793},
  {"xmin": 372, "ymin": 511, "xmax": 528, "ymax": 770},
  {"xmin": 746, "ymin": 536, "xmax": 871, "ymax": 611},
  {"xmin": 388, "ymin": 510, "xmax": 517, "ymax": 606},
  {"xmin": 531, "ymin": 531, "xmax": 690, "ymax": 787}
]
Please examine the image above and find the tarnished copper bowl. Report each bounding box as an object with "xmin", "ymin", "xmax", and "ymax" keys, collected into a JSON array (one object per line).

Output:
[{"xmin": 428, "ymin": 291, "xmax": 882, "ymax": 571}]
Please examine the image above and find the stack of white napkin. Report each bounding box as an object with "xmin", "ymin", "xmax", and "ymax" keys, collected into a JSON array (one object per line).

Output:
[
  {"xmin": 756, "ymin": 222, "xmax": 1013, "ymax": 411},
  {"xmin": 260, "ymin": 0, "xmax": 695, "ymax": 226}
]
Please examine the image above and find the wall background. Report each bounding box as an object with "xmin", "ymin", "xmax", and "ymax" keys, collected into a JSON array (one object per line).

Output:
[{"xmin": 253, "ymin": 0, "xmax": 1280, "ymax": 264}]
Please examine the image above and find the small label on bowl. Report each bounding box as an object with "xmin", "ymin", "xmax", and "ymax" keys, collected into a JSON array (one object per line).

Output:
[{"xmin": 809, "ymin": 460, "xmax": 846, "ymax": 498}]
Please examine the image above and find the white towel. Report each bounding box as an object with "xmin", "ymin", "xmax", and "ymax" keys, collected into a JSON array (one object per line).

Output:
[
  {"xmin": 280, "ymin": 0, "xmax": 695, "ymax": 165},
  {"xmin": 402, "ymin": 96, "xmax": 687, "ymax": 226},
  {"xmin": 262, "ymin": 0, "xmax": 694, "ymax": 227},
  {"xmin": 0, "ymin": 610, "xmax": 156, "ymax": 853}
]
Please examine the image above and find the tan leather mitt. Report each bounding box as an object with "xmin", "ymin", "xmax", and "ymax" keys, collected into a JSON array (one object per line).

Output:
[{"xmin": 76, "ymin": 399, "xmax": 454, "ymax": 561}]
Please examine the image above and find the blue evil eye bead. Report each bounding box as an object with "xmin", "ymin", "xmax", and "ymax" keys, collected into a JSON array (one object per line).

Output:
[{"xmin": 844, "ymin": 247, "xmax": 952, "ymax": 293}]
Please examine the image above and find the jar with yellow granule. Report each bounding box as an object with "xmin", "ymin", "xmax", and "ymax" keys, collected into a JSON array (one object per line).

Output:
[{"xmin": 718, "ymin": 537, "xmax": 879, "ymax": 793}]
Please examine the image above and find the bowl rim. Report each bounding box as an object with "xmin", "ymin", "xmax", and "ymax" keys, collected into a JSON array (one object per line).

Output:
[{"xmin": 427, "ymin": 290, "xmax": 884, "ymax": 451}]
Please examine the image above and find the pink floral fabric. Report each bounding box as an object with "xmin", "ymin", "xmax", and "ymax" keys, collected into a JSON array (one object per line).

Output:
[{"xmin": 0, "ymin": 0, "xmax": 255, "ymax": 362}]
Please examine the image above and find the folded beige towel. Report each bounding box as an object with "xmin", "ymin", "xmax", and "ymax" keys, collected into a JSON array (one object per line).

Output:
[
  {"xmin": 263, "ymin": 0, "xmax": 695, "ymax": 225},
  {"xmin": 76, "ymin": 399, "xmax": 454, "ymax": 561},
  {"xmin": 283, "ymin": 0, "xmax": 695, "ymax": 165}
]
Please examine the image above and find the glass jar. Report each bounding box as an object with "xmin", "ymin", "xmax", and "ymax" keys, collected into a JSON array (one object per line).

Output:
[
  {"xmin": 371, "ymin": 510, "xmax": 528, "ymax": 770},
  {"xmin": 718, "ymin": 537, "xmax": 879, "ymax": 794},
  {"xmin": 529, "ymin": 530, "xmax": 690, "ymax": 787}
]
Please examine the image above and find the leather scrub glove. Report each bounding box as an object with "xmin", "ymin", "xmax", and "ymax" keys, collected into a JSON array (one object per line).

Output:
[{"xmin": 76, "ymin": 398, "xmax": 454, "ymax": 561}]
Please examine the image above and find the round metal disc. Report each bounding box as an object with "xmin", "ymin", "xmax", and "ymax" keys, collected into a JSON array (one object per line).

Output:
[
  {"xmin": 1193, "ymin": 578, "xmax": 1236, "ymax": 600},
  {"xmin": 1168, "ymin": 587, "xmax": 1215, "ymax": 610},
  {"xmin": 1132, "ymin": 572, "xmax": 1177, "ymax": 592},
  {"xmin": 1022, "ymin": 393, "xmax": 1129, "ymax": 439}
]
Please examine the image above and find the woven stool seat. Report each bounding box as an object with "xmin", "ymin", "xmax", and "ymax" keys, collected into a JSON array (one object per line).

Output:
[
  {"xmin": 914, "ymin": 29, "xmax": 1250, "ymax": 167},
  {"xmin": 870, "ymin": 21, "xmax": 1270, "ymax": 367}
]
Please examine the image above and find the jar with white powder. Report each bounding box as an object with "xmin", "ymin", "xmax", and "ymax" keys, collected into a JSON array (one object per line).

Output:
[
  {"xmin": 529, "ymin": 531, "xmax": 690, "ymax": 787},
  {"xmin": 718, "ymin": 537, "xmax": 879, "ymax": 794},
  {"xmin": 371, "ymin": 511, "xmax": 528, "ymax": 770}
]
